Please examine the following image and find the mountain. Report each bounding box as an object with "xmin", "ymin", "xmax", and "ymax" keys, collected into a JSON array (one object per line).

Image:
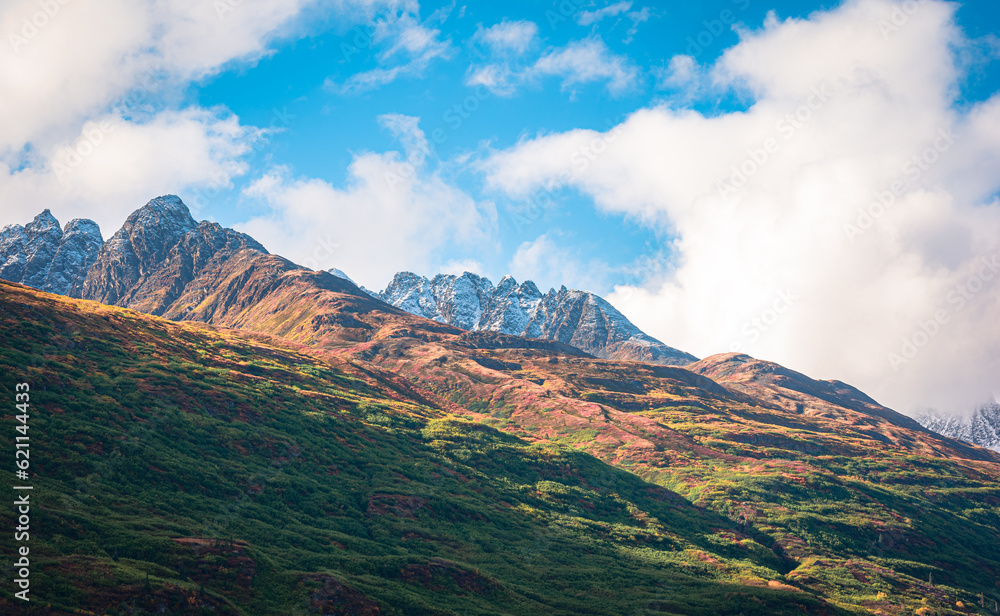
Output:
[
  {"xmin": 4, "ymin": 196, "xmax": 1000, "ymax": 614},
  {"xmin": 0, "ymin": 209, "xmax": 103, "ymax": 295},
  {"xmin": 379, "ymin": 271, "xmax": 697, "ymax": 366},
  {"xmin": 2, "ymin": 199, "xmax": 693, "ymax": 365},
  {"xmin": 0, "ymin": 279, "xmax": 847, "ymax": 616},
  {"xmin": 0, "ymin": 197, "xmax": 452, "ymax": 349},
  {"xmin": 916, "ymin": 402, "xmax": 1000, "ymax": 452},
  {"xmin": 79, "ymin": 195, "xmax": 266, "ymax": 313},
  {"xmin": 4, "ymin": 279, "xmax": 1000, "ymax": 615}
]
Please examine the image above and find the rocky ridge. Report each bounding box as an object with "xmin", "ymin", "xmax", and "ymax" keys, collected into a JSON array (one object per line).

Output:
[
  {"xmin": 379, "ymin": 271, "xmax": 696, "ymax": 365},
  {"xmin": 916, "ymin": 402, "xmax": 1000, "ymax": 452},
  {"xmin": 79, "ymin": 195, "xmax": 268, "ymax": 315},
  {"xmin": 0, "ymin": 210, "xmax": 104, "ymax": 295}
]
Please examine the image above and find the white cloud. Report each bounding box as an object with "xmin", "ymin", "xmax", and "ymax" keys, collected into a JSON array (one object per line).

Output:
[
  {"xmin": 657, "ymin": 54, "xmax": 702, "ymax": 89},
  {"xmin": 484, "ymin": 0, "xmax": 1000, "ymax": 414},
  {"xmin": 0, "ymin": 0, "xmax": 404, "ymax": 231},
  {"xmin": 465, "ymin": 64, "xmax": 515, "ymax": 93},
  {"xmin": 466, "ymin": 32, "xmax": 638, "ymax": 98},
  {"xmin": 327, "ymin": 8, "xmax": 453, "ymax": 94},
  {"xmin": 464, "ymin": 19, "xmax": 538, "ymax": 96},
  {"xmin": 577, "ymin": 2, "xmax": 632, "ymax": 27},
  {"xmin": 238, "ymin": 117, "xmax": 497, "ymax": 288},
  {"xmin": 440, "ymin": 258, "xmax": 486, "ymax": 277},
  {"xmin": 532, "ymin": 37, "xmax": 639, "ymax": 96},
  {"xmin": 474, "ymin": 19, "xmax": 538, "ymax": 55},
  {"xmin": 0, "ymin": 0, "xmax": 323, "ymax": 154},
  {"xmin": 508, "ymin": 233, "xmax": 615, "ymax": 295},
  {"xmin": 0, "ymin": 109, "xmax": 266, "ymax": 233},
  {"xmin": 622, "ymin": 7, "xmax": 651, "ymax": 44},
  {"xmin": 377, "ymin": 113, "xmax": 430, "ymax": 161}
]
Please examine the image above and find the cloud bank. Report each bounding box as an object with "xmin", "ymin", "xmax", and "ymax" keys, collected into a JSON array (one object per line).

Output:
[
  {"xmin": 0, "ymin": 0, "xmax": 395, "ymax": 231},
  {"xmin": 238, "ymin": 114, "xmax": 497, "ymax": 287},
  {"xmin": 484, "ymin": 0, "xmax": 1000, "ymax": 414}
]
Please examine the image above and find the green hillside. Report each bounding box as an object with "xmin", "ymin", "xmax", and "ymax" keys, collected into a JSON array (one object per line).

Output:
[
  {"xmin": 0, "ymin": 282, "xmax": 847, "ymax": 615},
  {"xmin": 1, "ymin": 280, "xmax": 998, "ymax": 615}
]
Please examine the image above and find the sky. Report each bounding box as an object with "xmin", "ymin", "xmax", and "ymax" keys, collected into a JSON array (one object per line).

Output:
[{"xmin": 1, "ymin": 0, "xmax": 999, "ymax": 415}]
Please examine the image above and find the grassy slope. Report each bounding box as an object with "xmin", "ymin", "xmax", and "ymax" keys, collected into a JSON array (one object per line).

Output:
[
  {"xmin": 353, "ymin": 337, "xmax": 1000, "ymax": 615},
  {"xmin": 0, "ymin": 281, "xmax": 852, "ymax": 615}
]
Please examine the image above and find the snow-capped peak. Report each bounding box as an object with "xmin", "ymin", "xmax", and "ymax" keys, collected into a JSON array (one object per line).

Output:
[{"xmin": 378, "ymin": 270, "xmax": 697, "ymax": 365}]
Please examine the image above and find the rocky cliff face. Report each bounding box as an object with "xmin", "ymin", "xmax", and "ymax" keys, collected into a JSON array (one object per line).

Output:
[
  {"xmin": 78, "ymin": 195, "xmax": 266, "ymax": 314},
  {"xmin": 0, "ymin": 210, "xmax": 104, "ymax": 295},
  {"xmin": 4, "ymin": 197, "xmax": 695, "ymax": 365},
  {"xmin": 2, "ymin": 197, "xmax": 458, "ymax": 347},
  {"xmin": 916, "ymin": 403, "xmax": 1000, "ymax": 452},
  {"xmin": 379, "ymin": 271, "xmax": 697, "ymax": 365}
]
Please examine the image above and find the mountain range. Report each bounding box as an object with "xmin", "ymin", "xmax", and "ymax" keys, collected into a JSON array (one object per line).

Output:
[
  {"xmin": 916, "ymin": 403, "xmax": 1000, "ymax": 452},
  {"xmin": 7, "ymin": 196, "xmax": 994, "ymax": 448},
  {"xmin": 376, "ymin": 271, "xmax": 696, "ymax": 365},
  {"xmin": 0, "ymin": 208, "xmax": 103, "ymax": 295},
  {"xmin": 3, "ymin": 196, "xmax": 1000, "ymax": 614},
  {"xmin": 1, "ymin": 196, "xmax": 690, "ymax": 365}
]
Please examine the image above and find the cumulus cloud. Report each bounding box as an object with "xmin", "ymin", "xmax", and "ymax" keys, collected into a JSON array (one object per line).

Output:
[
  {"xmin": 508, "ymin": 232, "xmax": 616, "ymax": 294},
  {"xmin": 0, "ymin": 0, "xmax": 320, "ymax": 154},
  {"xmin": 238, "ymin": 116, "xmax": 496, "ymax": 287},
  {"xmin": 473, "ymin": 19, "xmax": 538, "ymax": 55},
  {"xmin": 655, "ymin": 54, "xmax": 706, "ymax": 94},
  {"xmin": 0, "ymin": 0, "xmax": 388, "ymax": 230},
  {"xmin": 483, "ymin": 0, "xmax": 1000, "ymax": 414},
  {"xmin": 532, "ymin": 37, "xmax": 639, "ymax": 96},
  {"xmin": 0, "ymin": 109, "xmax": 266, "ymax": 233}
]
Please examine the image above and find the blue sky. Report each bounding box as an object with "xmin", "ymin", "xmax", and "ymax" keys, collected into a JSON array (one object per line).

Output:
[
  {"xmin": 2, "ymin": 0, "xmax": 1000, "ymax": 413},
  {"xmin": 185, "ymin": 0, "xmax": 994, "ymax": 293}
]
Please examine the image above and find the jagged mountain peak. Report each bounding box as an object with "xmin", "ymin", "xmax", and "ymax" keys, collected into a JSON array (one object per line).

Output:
[
  {"xmin": 80, "ymin": 196, "xmax": 267, "ymax": 313},
  {"xmin": 63, "ymin": 217, "xmax": 103, "ymax": 238},
  {"xmin": 916, "ymin": 402, "xmax": 1000, "ymax": 452},
  {"xmin": 379, "ymin": 270, "xmax": 697, "ymax": 365},
  {"xmin": 122, "ymin": 194, "xmax": 197, "ymax": 238},
  {"xmin": 27, "ymin": 208, "xmax": 61, "ymax": 232},
  {"xmin": 0, "ymin": 209, "xmax": 105, "ymax": 295},
  {"xmin": 135, "ymin": 194, "xmax": 195, "ymax": 220}
]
